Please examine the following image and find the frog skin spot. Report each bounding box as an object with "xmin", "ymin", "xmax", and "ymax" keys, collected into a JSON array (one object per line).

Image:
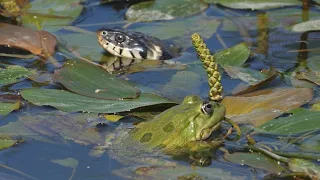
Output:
[
  {"xmin": 163, "ymin": 122, "xmax": 174, "ymax": 133},
  {"xmin": 140, "ymin": 133, "xmax": 152, "ymax": 143}
]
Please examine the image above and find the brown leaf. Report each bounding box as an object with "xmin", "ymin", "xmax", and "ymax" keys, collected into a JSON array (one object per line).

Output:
[
  {"xmin": 222, "ymin": 88, "xmax": 314, "ymax": 126},
  {"xmin": 0, "ymin": 23, "xmax": 56, "ymax": 57}
]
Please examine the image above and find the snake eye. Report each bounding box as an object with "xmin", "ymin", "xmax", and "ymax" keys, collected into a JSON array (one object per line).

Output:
[
  {"xmin": 101, "ymin": 31, "xmax": 107, "ymax": 36},
  {"xmin": 115, "ymin": 34, "xmax": 126, "ymax": 43},
  {"xmin": 201, "ymin": 102, "xmax": 213, "ymax": 115}
]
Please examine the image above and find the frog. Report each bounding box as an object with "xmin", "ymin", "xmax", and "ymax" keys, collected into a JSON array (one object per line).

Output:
[{"xmin": 93, "ymin": 95, "xmax": 226, "ymax": 178}]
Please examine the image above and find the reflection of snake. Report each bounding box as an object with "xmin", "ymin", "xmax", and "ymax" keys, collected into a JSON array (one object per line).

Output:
[{"xmin": 97, "ymin": 28, "xmax": 177, "ymax": 61}]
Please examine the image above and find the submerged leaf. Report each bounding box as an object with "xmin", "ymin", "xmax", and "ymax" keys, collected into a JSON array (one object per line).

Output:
[
  {"xmin": 224, "ymin": 152, "xmax": 284, "ymax": 173},
  {"xmin": 53, "ymin": 60, "xmax": 140, "ymax": 100},
  {"xmin": 222, "ymin": 88, "xmax": 313, "ymax": 126},
  {"xmin": 126, "ymin": 0, "xmax": 208, "ymax": 22},
  {"xmin": 0, "ymin": 23, "xmax": 57, "ymax": 57},
  {"xmin": 258, "ymin": 108, "xmax": 320, "ymax": 135},
  {"xmin": 0, "ymin": 101, "xmax": 20, "ymax": 116},
  {"xmin": 204, "ymin": 0, "xmax": 300, "ymax": 10},
  {"xmin": 0, "ymin": 65, "xmax": 36, "ymax": 86},
  {"xmin": 21, "ymin": 0, "xmax": 83, "ymax": 32},
  {"xmin": 52, "ymin": 158, "xmax": 78, "ymax": 169},
  {"xmin": 21, "ymin": 88, "xmax": 175, "ymax": 113}
]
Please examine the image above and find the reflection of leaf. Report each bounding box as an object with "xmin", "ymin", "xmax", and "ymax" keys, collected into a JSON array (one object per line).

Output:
[
  {"xmin": 52, "ymin": 158, "xmax": 78, "ymax": 169},
  {"xmin": 204, "ymin": 0, "xmax": 300, "ymax": 10},
  {"xmin": 0, "ymin": 65, "xmax": 36, "ymax": 86},
  {"xmin": 291, "ymin": 19, "xmax": 320, "ymax": 32},
  {"xmin": 214, "ymin": 42, "xmax": 250, "ymax": 67},
  {"xmin": 258, "ymin": 108, "xmax": 320, "ymax": 135},
  {"xmin": 53, "ymin": 60, "xmax": 140, "ymax": 100},
  {"xmin": 222, "ymin": 88, "xmax": 313, "ymax": 126},
  {"xmin": 0, "ymin": 101, "xmax": 20, "ymax": 116},
  {"xmin": 21, "ymin": 88, "xmax": 175, "ymax": 113},
  {"xmin": 126, "ymin": 0, "xmax": 208, "ymax": 22},
  {"xmin": 21, "ymin": 0, "xmax": 83, "ymax": 32},
  {"xmin": 0, "ymin": 23, "xmax": 57, "ymax": 57},
  {"xmin": 224, "ymin": 152, "xmax": 284, "ymax": 173}
]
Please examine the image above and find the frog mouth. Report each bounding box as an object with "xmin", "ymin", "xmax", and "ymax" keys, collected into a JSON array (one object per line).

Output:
[{"xmin": 198, "ymin": 121, "xmax": 222, "ymax": 141}]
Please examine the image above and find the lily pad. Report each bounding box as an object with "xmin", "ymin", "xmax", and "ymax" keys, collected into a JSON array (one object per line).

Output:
[
  {"xmin": 21, "ymin": 0, "xmax": 83, "ymax": 32},
  {"xmin": 0, "ymin": 65, "xmax": 36, "ymax": 86},
  {"xmin": 0, "ymin": 136, "xmax": 20, "ymax": 150},
  {"xmin": 291, "ymin": 19, "xmax": 320, "ymax": 32},
  {"xmin": 21, "ymin": 88, "xmax": 175, "ymax": 113},
  {"xmin": 222, "ymin": 88, "xmax": 314, "ymax": 126},
  {"xmin": 258, "ymin": 108, "xmax": 320, "ymax": 135},
  {"xmin": 296, "ymin": 71, "xmax": 320, "ymax": 86},
  {"xmin": 0, "ymin": 23, "xmax": 57, "ymax": 57},
  {"xmin": 53, "ymin": 60, "xmax": 140, "ymax": 100},
  {"xmin": 126, "ymin": 0, "xmax": 208, "ymax": 22},
  {"xmin": 0, "ymin": 101, "xmax": 20, "ymax": 116},
  {"xmin": 204, "ymin": 0, "xmax": 300, "ymax": 10},
  {"xmin": 214, "ymin": 42, "xmax": 250, "ymax": 67},
  {"xmin": 224, "ymin": 152, "xmax": 284, "ymax": 173}
]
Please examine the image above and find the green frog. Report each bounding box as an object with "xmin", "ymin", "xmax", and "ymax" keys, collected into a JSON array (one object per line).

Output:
[{"xmin": 98, "ymin": 95, "xmax": 226, "ymax": 171}]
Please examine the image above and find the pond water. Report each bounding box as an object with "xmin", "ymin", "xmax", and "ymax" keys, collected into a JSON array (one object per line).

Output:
[{"xmin": 0, "ymin": 0, "xmax": 320, "ymax": 179}]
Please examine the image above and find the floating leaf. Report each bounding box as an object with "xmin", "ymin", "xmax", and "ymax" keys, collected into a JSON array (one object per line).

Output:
[
  {"xmin": 204, "ymin": 0, "xmax": 300, "ymax": 10},
  {"xmin": 0, "ymin": 23, "xmax": 57, "ymax": 57},
  {"xmin": 296, "ymin": 71, "xmax": 320, "ymax": 86},
  {"xmin": 214, "ymin": 42, "xmax": 250, "ymax": 67},
  {"xmin": 126, "ymin": 0, "xmax": 208, "ymax": 22},
  {"xmin": 288, "ymin": 158, "xmax": 320, "ymax": 178},
  {"xmin": 0, "ymin": 101, "xmax": 20, "ymax": 116},
  {"xmin": 311, "ymin": 102, "xmax": 320, "ymax": 111},
  {"xmin": 307, "ymin": 56, "xmax": 320, "ymax": 72},
  {"xmin": 52, "ymin": 158, "xmax": 78, "ymax": 169},
  {"xmin": 224, "ymin": 152, "xmax": 284, "ymax": 173},
  {"xmin": 230, "ymin": 68, "xmax": 278, "ymax": 95},
  {"xmin": 291, "ymin": 19, "xmax": 320, "ymax": 32},
  {"xmin": 0, "ymin": 65, "xmax": 36, "ymax": 86},
  {"xmin": 21, "ymin": 88, "xmax": 175, "ymax": 113},
  {"xmin": 0, "ymin": 136, "xmax": 20, "ymax": 150},
  {"xmin": 258, "ymin": 108, "xmax": 320, "ymax": 135},
  {"xmin": 21, "ymin": 0, "xmax": 83, "ymax": 32},
  {"xmin": 222, "ymin": 88, "xmax": 313, "ymax": 126},
  {"xmin": 53, "ymin": 60, "xmax": 140, "ymax": 100}
]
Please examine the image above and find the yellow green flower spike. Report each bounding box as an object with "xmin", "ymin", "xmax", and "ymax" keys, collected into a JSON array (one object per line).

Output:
[{"xmin": 191, "ymin": 33, "xmax": 223, "ymax": 101}]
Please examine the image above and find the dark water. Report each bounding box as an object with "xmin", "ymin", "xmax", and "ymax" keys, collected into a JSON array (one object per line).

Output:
[{"xmin": 1, "ymin": 0, "xmax": 320, "ymax": 179}]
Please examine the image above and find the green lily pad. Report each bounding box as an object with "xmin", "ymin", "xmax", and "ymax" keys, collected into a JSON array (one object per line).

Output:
[
  {"xmin": 311, "ymin": 102, "xmax": 320, "ymax": 111},
  {"xmin": 291, "ymin": 19, "xmax": 320, "ymax": 32},
  {"xmin": 214, "ymin": 42, "xmax": 250, "ymax": 67},
  {"xmin": 21, "ymin": 88, "xmax": 175, "ymax": 113},
  {"xmin": 258, "ymin": 108, "xmax": 320, "ymax": 135},
  {"xmin": 204, "ymin": 0, "xmax": 300, "ymax": 10},
  {"xmin": 0, "ymin": 101, "xmax": 20, "ymax": 116},
  {"xmin": 224, "ymin": 152, "xmax": 285, "ymax": 173},
  {"xmin": 0, "ymin": 65, "xmax": 36, "ymax": 86},
  {"xmin": 21, "ymin": 0, "xmax": 83, "ymax": 32},
  {"xmin": 288, "ymin": 158, "xmax": 320, "ymax": 178},
  {"xmin": 307, "ymin": 56, "xmax": 320, "ymax": 72},
  {"xmin": 52, "ymin": 158, "xmax": 78, "ymax": 169},
  {"xmin": 126, "ymin": 0, "xmax": 208, "ymax": 22},
  {"xmin": 0, "ymin": 137, "xmax": 20, "ymax": 150},
  {"xmin": 53, "ymin": 60, "xmax": 140, "ymax": 100}
]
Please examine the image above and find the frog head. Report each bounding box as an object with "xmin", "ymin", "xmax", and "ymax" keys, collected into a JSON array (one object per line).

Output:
[{"xmin": 130, "ymin": 95, "xmax": 226, "ymax": 153}]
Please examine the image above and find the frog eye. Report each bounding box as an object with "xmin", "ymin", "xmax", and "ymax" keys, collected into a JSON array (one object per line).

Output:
[
  {"xmin": 115, "ymin": 34, "xmax": 126, "ymax": 43},
  {"xmin": 201, "ymin": 102, "xmax": 213, "ymax": 115},
  {"xmin": 101, "ymin": 31, "xmax": 107, "ymax": 36}
]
